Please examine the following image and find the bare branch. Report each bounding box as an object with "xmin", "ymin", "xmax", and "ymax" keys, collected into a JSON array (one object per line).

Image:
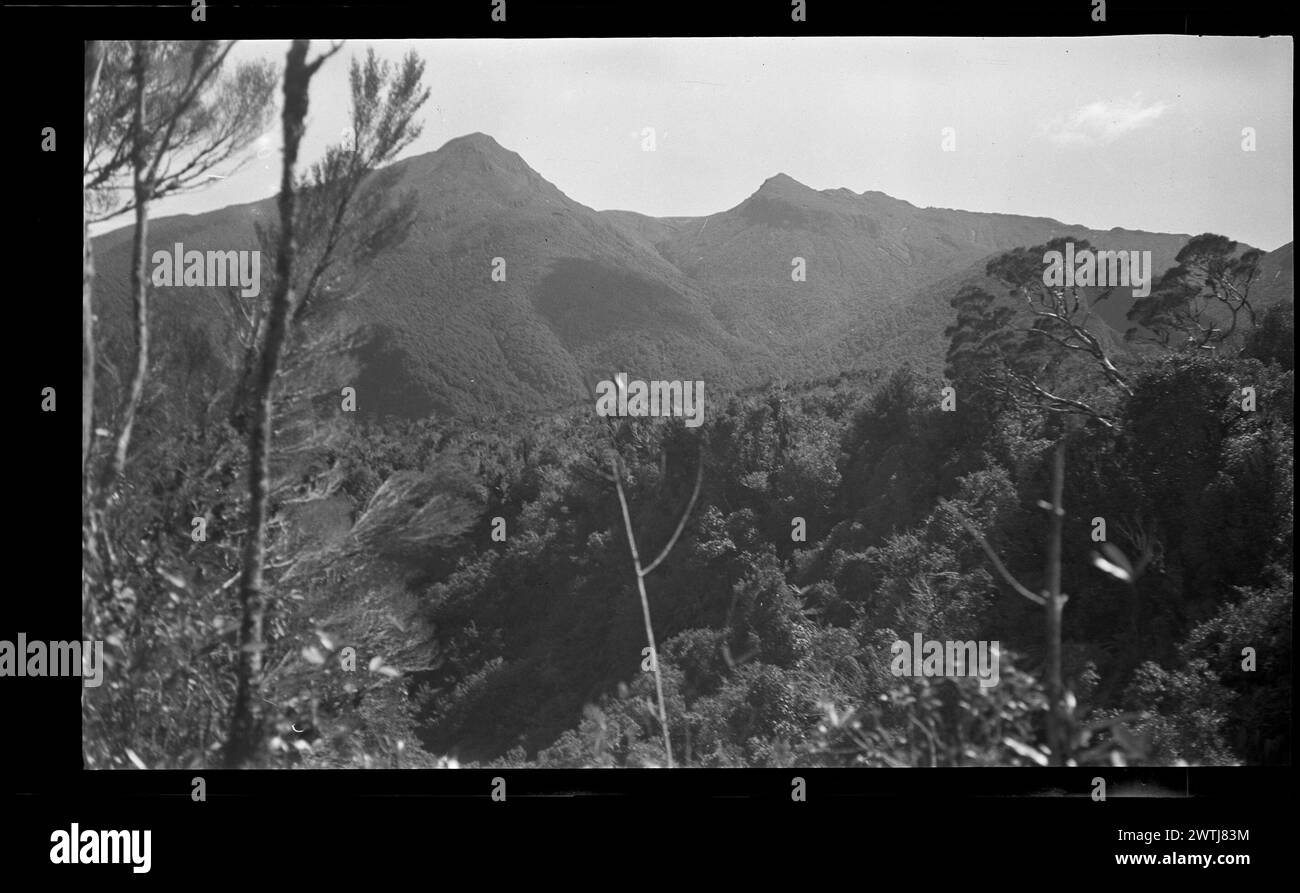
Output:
[
  {"xmin": 640, "ymin": 451, "xmax": 704, "ymax": 577},
  {"xmin": 939, "ymin": 498, "xmax": 1046, "ymax": 606},
  {"xmin": 985, "ymin": 368, "xmax": 1118, "ymax": 430},
  {"xmin": 611, "ymin": 454, "xmax": 674, "ymax": 768}
]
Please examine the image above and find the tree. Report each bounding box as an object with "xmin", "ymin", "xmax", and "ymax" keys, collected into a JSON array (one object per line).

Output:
[
  {"xmin": 86, "ymin": 40, "xmax": 277, "ymax": 500},
  {"xmin": 942, "ymin": 439, "xmax": 1072, "ymax": 764},
  {"xmin": 223, "ymin": 39, "xmax": 340, "ymax": 768},
  {"xmin": 224, "ymin": 42, "xmax": 431, "ymax": 768},
  {"xmin": 83, "ymin": 40, "xmax": 105, "ymax": 479},
  {"xmin": 1241, "ymin": 298, "xmax": 1294, "ymax": 370},
  {"xmin": 946, "ymin": 238, "xmax": 1133, "ymax": 430},
  {"xmin": 227, "ymin": 48, "xmax": 429, "ymax": 436},
  {"xmin": 1127, "ymin": 233, "xmax": 1263, "ymax": 351},
  {"xmin": 83, "ymin": 40, "xmax": 107, "ymax": 647},
  {"xmin": 608, "ymin": 444, "xmax": 704, "ymax": 768}
]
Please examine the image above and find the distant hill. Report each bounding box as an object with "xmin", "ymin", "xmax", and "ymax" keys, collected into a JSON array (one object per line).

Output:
[
  {"xmin": 1255, "ymin": 241, "xmax": 1294, "ymax": 309},
  {"xmin": 91, "ymin": 132, "xmax": 1292, "ymax": 418}
]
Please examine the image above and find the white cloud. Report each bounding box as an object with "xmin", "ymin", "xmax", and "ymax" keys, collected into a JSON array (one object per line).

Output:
[{"xmin": 1041, "ymin": 94, "xmax": 1169, "ymax": 146}]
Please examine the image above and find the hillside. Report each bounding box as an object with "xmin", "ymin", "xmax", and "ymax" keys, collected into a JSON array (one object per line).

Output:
[{"xmin": 92, "ymin": 132, "xmax": 1287, "ymax": 418}]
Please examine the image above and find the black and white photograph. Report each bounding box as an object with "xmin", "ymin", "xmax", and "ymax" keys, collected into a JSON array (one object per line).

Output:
[{"xmin": 68, "ymin": 31, "xmax": 1292, "ymax": 781}]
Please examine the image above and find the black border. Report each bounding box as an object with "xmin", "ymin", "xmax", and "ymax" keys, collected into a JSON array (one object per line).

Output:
[
  {"xmin": 5, "ymin": 0, "xmax": 1293, "ymax": 876},
  {"xmin": 8, "ymin": 0, "xmax": 1293, "ymax": 37}
]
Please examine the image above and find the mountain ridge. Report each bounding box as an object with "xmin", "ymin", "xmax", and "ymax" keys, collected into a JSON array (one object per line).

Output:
[{"xmin": 91, "ymin": 132, "xmax": 1291, "ymax": 419}]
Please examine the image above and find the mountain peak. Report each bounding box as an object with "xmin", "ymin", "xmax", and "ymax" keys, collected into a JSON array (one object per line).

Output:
[
  {"xmin": 740, "ymin": 172, "xmax": 827, "ymax": 209},
  {"xmin": 756, "ymin": 172, "xmax": 814, "ymax": 194},
  {"xmin": 441, "ymin": 131, "xmax": 506, "ymax": 153},
  {"xmin": 425, "ymin": 131, "xmax": 558, "ymax": 201},
  {"xmin": 436, "ymin": 132, "xmax": 522, "ymax": 166}
]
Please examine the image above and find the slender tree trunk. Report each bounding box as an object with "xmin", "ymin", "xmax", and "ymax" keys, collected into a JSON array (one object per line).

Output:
[
  {"xmin": 943, "ymin": 436, "xmax": 1073, "ymax": 765},
  {"xmin": 224, "ymin": 39, "xmax": 314, "ymax": 768},
  {"xmin": 83, "ymin": 40, "xmax": 106, "ymax": 651},
  {"xmin": 82, "ymin": 194, "xmax": 96, "ymax": 478},
  {"xmin": 83, "ymin": 40, "xmax": 103, "ymax": 478},
  {"xmin": 607, "ymin": 450, "xmax": 700, "ymax": 768},
  {"xmin": 1043, "ymin": 439, "xmax": 1068, "ymax": 765},
  {"xmin": 611, "ymin": 457, "xmax": 674, "ymax": 768},
  {"xmin": 101, "ymin": 41, "xmax": 150, "ymax": 500}
]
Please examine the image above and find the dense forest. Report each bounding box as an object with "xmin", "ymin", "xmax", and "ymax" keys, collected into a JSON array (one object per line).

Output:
[{"xmin": 81, "ymin": 39, "xmax": 1293, "ymax": 770}]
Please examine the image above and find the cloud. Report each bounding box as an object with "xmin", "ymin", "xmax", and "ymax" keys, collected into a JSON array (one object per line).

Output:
[
  {"xmin": 1041, "ymin": 95, "xmax": 1169, "ymax": 146},
  {"xmin": 252, "ymin": 131, "xmax": 278, "ymax": 161}
]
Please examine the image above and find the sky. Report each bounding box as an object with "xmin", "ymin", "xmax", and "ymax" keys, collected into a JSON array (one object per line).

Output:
[{"xmin": 93, "ymin": 36, "xmax": 1294, "ymax": 251}]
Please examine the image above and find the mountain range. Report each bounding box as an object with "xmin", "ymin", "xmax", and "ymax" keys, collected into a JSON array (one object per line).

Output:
[{"xmin": 92, "ymin": 132, "xmax": 1294, "ymax": 419}]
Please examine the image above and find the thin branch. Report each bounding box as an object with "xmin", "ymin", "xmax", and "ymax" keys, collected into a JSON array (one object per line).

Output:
[
  {"xmin": 611, "ymin": 454, "xmax": 673, "ymax": 768},
  {"xmin": 1043, "ymin": 439, "xmax": 1068, "ymax": 766},
  {"xmin": 939, "ymin": 498, "xmax": 1046, "ymax": 606},
  {"xmin": 991, "ymin": 368, "xmax": 1118, "ymax": 430},
  {"xmin": 640, "ymin": 453, "xmax": 704, "ymax": 577}
]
